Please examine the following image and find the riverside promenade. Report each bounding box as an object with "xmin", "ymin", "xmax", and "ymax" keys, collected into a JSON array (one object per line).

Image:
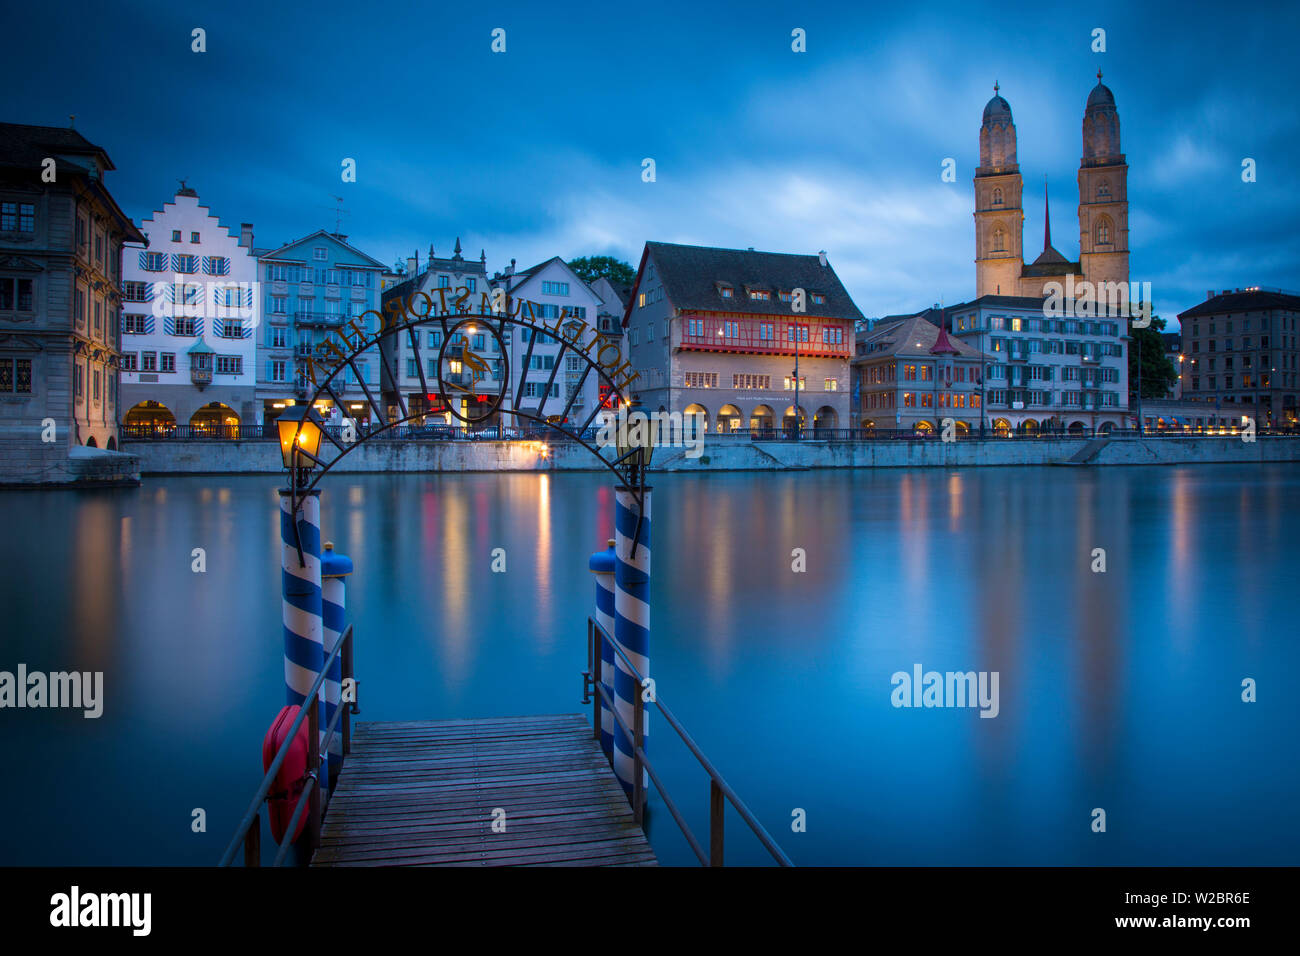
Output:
[{"xmin": 126, "ymin": 432, "xmax": 1300, "ymax": 476}]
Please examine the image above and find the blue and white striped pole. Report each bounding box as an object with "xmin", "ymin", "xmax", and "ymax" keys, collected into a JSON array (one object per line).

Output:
[
  {"xmin": 613, "ymin": 487, "xmax": 651, "ymax": 800},
  {"xmin": 279, "ymin": 488, "xmax": 326, "ymax": 785},
  {"xmin": 588, "ymin": 539, "xmax": 617, "ymax": 766},
  {"xmin": 321, "ymin": 541, "xmax": 353, "ymax": 795}
]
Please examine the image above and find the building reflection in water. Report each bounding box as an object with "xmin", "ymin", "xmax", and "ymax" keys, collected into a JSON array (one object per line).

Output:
[
  {"xmin": 535, "ymin": 474, "xmax": 553, "ymax": 643},
  {"xmin": 435, "ymin": 484, "xmax": 471, "ymax": 684},
  {"xmin": 71, "ymin": 497, "xmax": 117, "ymax": 670},
  {"xmin": 1075, "ymin": 473, "xmax": 1124, "ymax": 780}
]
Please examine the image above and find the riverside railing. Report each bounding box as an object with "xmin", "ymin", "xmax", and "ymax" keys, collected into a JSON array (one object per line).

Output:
[
  {"xmin": 218, "ymin": 624, "xmax": 355, "ymax": 867},
  {"xmin": 582, "ymin": 617, "xmax": 794, "ymax": 867},
  {"xmin": 121, "ymin": 422, "xmax": 1300, "ymax": 443}
]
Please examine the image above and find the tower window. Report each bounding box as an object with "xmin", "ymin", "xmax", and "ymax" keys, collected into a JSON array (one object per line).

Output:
[
  {"xmin": 992, "ymin": 187, "xmax": 1004, "ymax": 207},
  {"xmin": 992, "ymin": 226, "xmax": 1006, "ymax": 253},
  {"xmin": 1096, "ymin": 218, "xmax": 1111, "ymax": 245},
  {"xmin": 1098, "ymin": 180, "xmax": 1111, "ymax": 200}
]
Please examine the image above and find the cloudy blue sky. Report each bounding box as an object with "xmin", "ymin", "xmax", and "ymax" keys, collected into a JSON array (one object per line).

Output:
[{"xmin": 4, "ymin": 0, "xmax": 1297, "ymax": 327}]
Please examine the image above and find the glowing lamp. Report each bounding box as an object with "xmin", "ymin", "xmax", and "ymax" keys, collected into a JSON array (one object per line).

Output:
[{"xmin": 276, "ymin": 405, "xmax": 325, "ymax": 474}]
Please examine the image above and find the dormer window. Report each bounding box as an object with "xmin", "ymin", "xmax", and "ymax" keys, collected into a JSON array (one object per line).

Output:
[
  {"xmin": 778, "ymin": 290, "xmax": 793, "ymax": 302},
  {"xmin": 718, "ymin": 284, "xmax": 733, "ymax": 299},
  {"xmin": 811, "ymin": 293, "xmax": 826, "ymax": 305},
  {"xmin": 748, "ymin": 289, "xmax": 771, "ymax": 301}
]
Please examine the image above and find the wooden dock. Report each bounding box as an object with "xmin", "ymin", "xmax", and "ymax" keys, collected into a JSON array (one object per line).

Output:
[{"xmin": 311, "ymin": 713, "xmax": 657, "ymax": 866}]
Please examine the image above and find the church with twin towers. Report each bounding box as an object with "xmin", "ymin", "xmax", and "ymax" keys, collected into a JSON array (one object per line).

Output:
[{"xmin": 974, "ymin": 72, "xmax": 1129, "ymax": 300}]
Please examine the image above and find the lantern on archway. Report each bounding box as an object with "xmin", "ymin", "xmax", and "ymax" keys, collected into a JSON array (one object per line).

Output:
[
  {"xmin": 616, "ymin": 397, "xmax": 655, "ymax": 487},
  {"xmin": 277, "ymin": 405, "xmax": 325, "ymax": 489}
]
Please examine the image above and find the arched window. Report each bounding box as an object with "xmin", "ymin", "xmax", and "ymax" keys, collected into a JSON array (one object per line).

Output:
[
  {"xmin": 1096, "ymin": 218, "xmax": 1111, "ymax": 245},
  {"xmin": 992, "ymin": 187, "xmax": 1004, "ymax": 207},
  {"xmin": 1097, "ymin": 180, "xmax": 1111, "ymax": 200},
  {"xmin": 992, "ymin": 226, "xmax": 1006, "ymax": 253}
]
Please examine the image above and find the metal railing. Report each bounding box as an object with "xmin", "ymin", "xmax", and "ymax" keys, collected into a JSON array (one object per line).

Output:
[
  {"xmin": 119, "ymin": 423, "xmax": 277, "ymax": 440},
  {"xmin": 583, "ymin": 617, "xmax": 793, "ymax": 867},
  {"xmin": 119, "ymin": 421, "xmax": 1300, "ymax": 444},
  {"xmin": 218, "ymin": 624, "xmax": 355, "ymax": 867},
  {"xmin": 743, "ymin": 425, "xmax": 1300, "ymax": 441}
]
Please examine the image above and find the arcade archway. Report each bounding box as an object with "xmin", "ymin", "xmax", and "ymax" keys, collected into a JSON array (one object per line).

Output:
[
  {"xmin": 124, "ymin": 400, "xmax": 177, "ymax": 430},
  {"xmin": 191, "ymin": 402, "xmax": 239, "ymax": 435}
]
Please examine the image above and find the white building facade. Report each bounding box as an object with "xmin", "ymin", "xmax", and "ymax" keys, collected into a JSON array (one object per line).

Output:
[
  {"xmin": 946, "ymin": 294, "xmax": 1129, "ymax": 432},
  {"xmin": 498, "ymin": 257, "xmax": 605, "ymax": 427},
  {"xmin": 119, "ymin": 187, "xmax": 260, "ymax": 432}
]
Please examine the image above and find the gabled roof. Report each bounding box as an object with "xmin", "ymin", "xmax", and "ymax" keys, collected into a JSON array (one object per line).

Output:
[
  {"xmin": 855, "ymin": 311, "xmax": 988, "ymax": 362},
  {"xmin": 505, "ymin": 256, "xmax": 593, "ymax": 299},
  {"xmin": 1178, "ymin": 289, "xmax": 1300, "ymax": 319},
  {"xmin": 514, "ymin": 256, "xmax": 564, "ymax": 278},
  {"xmin": 626, "ymin": 241, "xmax": 865, "ymax": 326},
  {"xmin": 259, "ymin": 229, "xmax": 386, "ymax": 269},
  {"xmin": 134, "ymin": 190, "xmax": 250, "ymax": 251},
  {"xmin": 590, "ymin": 275, "xmax": 631, "ymax": 312}
]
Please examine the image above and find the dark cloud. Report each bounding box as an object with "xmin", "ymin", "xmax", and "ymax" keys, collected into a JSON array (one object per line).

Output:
[{"xmin": 3, "ymin": 0, "xmax": 1296, "ymax": 325}]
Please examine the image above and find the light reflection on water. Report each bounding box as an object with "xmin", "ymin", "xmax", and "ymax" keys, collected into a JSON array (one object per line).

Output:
[{"xmin": 0, "ymin": 464, "xmax": 1297, "ymax": 865}]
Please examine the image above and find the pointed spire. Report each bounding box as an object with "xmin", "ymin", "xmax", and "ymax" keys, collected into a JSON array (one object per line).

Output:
[
  {"xmin": 1097, "ymin": 68, "xmax": 1103, "ymax": 82},
  {"xmin": 1043, "ymin": 178, "xmax": 1052, "ymax": 253},
  {"xmin": 428, "ymin": 242, "xmax": 435, "ymax": 264},
  {"xmin": 480, "ymin": 249, "xmax": 486, "ymax": 264},
  {"xmin": 930, "ymin": 319, "xmax": 959, "ymax": 355},
  {"xmin": 993, "ymin": 80, "xmax": 999, "ymax": 94},
  {"xmin": 453, "ymin": 237, "xmax": 462, "ymax": 257}
]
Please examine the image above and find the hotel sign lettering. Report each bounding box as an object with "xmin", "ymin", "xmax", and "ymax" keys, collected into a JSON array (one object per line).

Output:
[{"xmin": 300, "ymin": 288, "xmax": 639, "ymax": 404}]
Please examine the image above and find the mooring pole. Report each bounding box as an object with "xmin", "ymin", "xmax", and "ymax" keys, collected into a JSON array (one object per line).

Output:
[
  {"xmin": 612, "ymin": 487, "xmax": 651, "ymax": 801},
  {"xmin": 321, "ymin": 541, "xmax": 353, "ymax": 796},
  {"xmin": 588, "ymin": 538, "xmax": 617, "ymax": 766},
  {"xmin": 279, "ymin": 487, "xmax": 327, "ymax": 789}
]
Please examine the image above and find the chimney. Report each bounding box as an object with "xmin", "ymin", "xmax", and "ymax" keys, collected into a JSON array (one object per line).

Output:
[
  {"xmin": 506, "ymin": 258, "xmax": 515, "ymax": 277},
  {"xmin": 406, "ymin": 256, "xmax": 417, "ymax": 276},
  {"xmin": 1207, "ymin": 290, "xmax": 1215, "ymax": 299},
  {"xmin": 239, "ymin": 223, "xmax": 254, "ymax": 249}
]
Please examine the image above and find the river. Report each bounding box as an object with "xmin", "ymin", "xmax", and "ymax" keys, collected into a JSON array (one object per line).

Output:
[{"xmin": 1, "ymin": 464, "xmax": 1297, "ymax": 865}]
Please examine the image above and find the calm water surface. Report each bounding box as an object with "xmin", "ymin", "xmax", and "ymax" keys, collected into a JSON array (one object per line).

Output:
[{"xmin": 1, "ymin": 465, "xmax": 1297, "ymax": 865}]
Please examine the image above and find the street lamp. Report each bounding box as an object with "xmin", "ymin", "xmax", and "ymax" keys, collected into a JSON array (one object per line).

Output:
[
  {"xmin": 616, "ymin": 396, "xmax": 655, "ymax": 488},
  {"xmin": 277, "ymin": 405, "xmax": 325, "ymax": 489}
]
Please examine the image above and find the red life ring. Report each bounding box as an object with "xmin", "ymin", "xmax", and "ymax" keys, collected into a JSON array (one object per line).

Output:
[{"xmin": 262, "ymin": 705, "xmax": 311, "ymax": 844}]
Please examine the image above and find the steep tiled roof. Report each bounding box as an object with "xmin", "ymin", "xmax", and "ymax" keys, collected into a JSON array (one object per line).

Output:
[
  {"xmin": 0, "ymin": 122, "xmax": 110, "ymax": 169},
  {"xmin": 639, "ymin": 241, "xmax": 864, "ymax": 321},
  {"xmin": 856, "ymin": 311, "xmax": 987, "ymax": 361}
]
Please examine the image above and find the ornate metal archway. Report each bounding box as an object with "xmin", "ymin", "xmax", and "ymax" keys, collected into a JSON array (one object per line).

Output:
[{"xmin": 281, "ymin": 289, "xmax": 650, "ymax": 527}]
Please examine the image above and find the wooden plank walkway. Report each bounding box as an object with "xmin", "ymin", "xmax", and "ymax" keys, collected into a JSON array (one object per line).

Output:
[{"xmin": 312, "ymin": 713, "xmax": 657, "ymax": 866}]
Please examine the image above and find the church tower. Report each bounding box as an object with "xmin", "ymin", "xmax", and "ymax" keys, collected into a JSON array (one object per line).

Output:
[
  {"xmin": 1077, "ymin": 71, "xmax": 1129, "ymax": 293},
  {"xmin": 974, "ymin": 84, "xmax": 1024, "ymax": 297}
]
